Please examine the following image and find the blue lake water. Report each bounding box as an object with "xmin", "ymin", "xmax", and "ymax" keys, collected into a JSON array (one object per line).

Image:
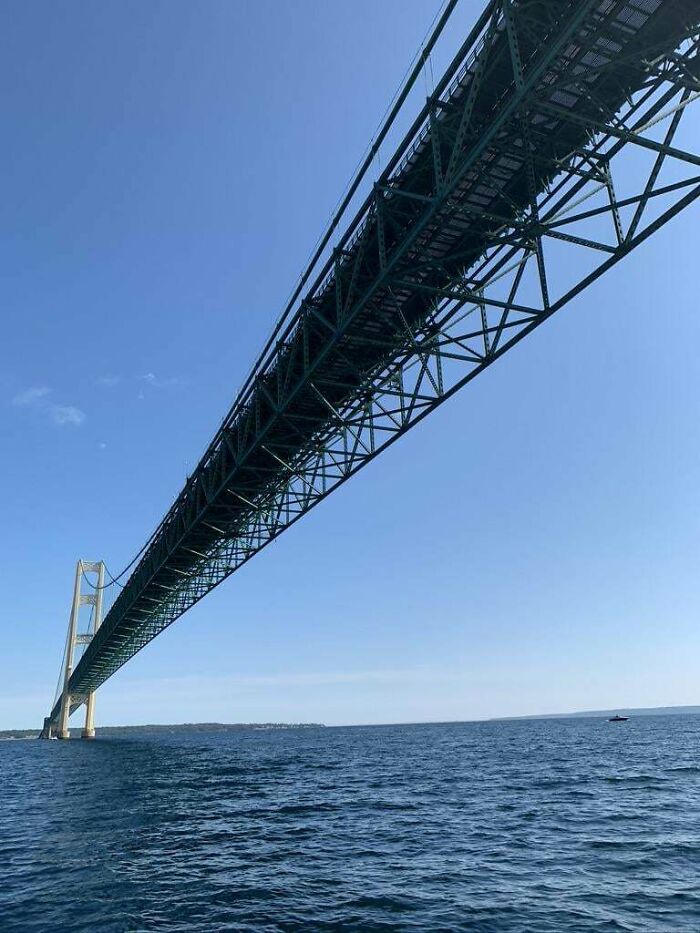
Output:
[{"xmin": 2, "ymin": 716, "xmax": 700, "ymax": 931}]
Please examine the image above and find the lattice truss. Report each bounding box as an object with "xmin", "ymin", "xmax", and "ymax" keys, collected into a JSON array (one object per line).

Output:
[{"xmin": 59, "ymin": 0, "xmax": 700, "ymax": 705}]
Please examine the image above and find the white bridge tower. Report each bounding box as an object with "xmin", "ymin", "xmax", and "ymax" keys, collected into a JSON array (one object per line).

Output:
[{"xmin": 44, "ymin": 560, "xmax": 105, "ymax": 739}]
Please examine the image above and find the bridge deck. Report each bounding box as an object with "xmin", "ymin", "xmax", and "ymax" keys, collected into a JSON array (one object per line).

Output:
[{"xmin": 52, "ymin": 0, "xmax": 700, "ymax": 723}]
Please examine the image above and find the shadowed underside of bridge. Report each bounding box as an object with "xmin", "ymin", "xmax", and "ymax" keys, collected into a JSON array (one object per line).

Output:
[{"xmin": 48, "ymin": 0, "xmax": 700, "ymax": 727}]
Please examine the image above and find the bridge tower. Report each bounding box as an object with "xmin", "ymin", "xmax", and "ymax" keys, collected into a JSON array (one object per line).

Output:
[{"xmin": 53, "ymin": 560, "xmax": 105, "ymax": 740}]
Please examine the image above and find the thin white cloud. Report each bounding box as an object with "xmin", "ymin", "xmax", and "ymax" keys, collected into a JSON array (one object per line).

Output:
[
  {"xmin": 51, "ymin": 405, "xmax": 85, "ymax": 427},
  {"xmin": 95, "ymin": 667, "xmax": 465, "ymax": 727},
  {"xmin": 11, "ymin": 386, "xmax": 52, "ymax": 407},
  {"xmin": 97, "ymin": 375, "xmax": 121, "ymax": 388},
  {"xmin": 125, "ymin": 667, "xmax": 449, "ymax": 693},
  {"xmin": 142, "ymin": 372, "xmax": 179, "ymax": 389},
  {"xmin": 12, "ymin": 385, "xmax": 86, "ymax": 428}
]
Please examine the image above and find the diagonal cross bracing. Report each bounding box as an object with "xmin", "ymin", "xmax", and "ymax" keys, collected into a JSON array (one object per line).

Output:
[{"xmin": 50, "ymin": 0, "xmax": 700, "ymax": 725}]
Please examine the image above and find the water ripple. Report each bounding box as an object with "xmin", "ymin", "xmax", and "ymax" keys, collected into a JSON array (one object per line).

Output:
[{"xmin": 1, "ymin": 716, "xmax": 699, "ymax": 931}]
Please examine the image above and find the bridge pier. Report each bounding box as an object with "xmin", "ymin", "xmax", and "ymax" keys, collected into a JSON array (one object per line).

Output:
[{"xmin": 81, "ymin": 692, "xmax": 97, "ymax": 740}]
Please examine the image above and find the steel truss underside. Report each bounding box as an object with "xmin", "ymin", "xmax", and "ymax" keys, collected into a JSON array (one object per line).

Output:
[{"xmin": 51, "ymin": 0, "xmax": 700, "ymax": 724}]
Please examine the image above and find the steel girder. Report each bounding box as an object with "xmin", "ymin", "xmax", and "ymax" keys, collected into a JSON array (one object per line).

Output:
[{"xmin": 49, "ymin": 0, "xmax": 700, "ymax": 724}]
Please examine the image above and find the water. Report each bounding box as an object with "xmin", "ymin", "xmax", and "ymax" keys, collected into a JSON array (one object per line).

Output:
[{"xmin": 2, "ymin": 717, "xmax": 700, "ymax": 931}]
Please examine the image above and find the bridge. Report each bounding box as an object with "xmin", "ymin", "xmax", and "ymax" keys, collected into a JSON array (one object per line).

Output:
[{"xmin": 42, "ymin": 0, "xmax": 700, "ymax": 738}]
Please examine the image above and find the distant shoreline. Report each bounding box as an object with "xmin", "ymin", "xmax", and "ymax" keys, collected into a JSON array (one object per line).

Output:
[
  {"xmin": 493, "ymin": 705, "xmax": 700, "ymax": 721},
  {"xmin": 0, "ymin": 722, "xmax": 325, "ymax": 740},
  {"xmin": 4, "ymin": 706, "xmax": 700, "ymax": 739}
]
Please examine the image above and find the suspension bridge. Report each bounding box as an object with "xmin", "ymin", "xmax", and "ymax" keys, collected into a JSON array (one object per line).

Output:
[{"xmin": 42, "ymin": 0, "xmax": 700, "ymax": 738}]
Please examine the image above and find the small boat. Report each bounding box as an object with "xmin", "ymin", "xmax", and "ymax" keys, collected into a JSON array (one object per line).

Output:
[{"xmin": 608, "ymin": 714, "xmax": 629, "ymax": 722}]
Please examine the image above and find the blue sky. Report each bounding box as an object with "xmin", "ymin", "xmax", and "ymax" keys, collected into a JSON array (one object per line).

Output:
[{"xmin": 2, "ymin": 1, "xmax": 700, "ymax": 729}]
